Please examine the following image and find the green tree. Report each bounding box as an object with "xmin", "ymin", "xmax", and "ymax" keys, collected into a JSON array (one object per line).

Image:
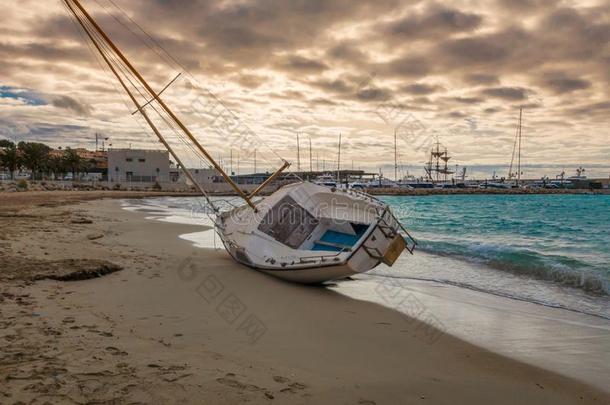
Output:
[
  {"xmin": 46, "ymin": 155, "xmax": 67, "ymax": 180},
  {"xmin": 0, "ymin": 144, "xmax": 21, "ymax": 180},
  {"xmin": 0, "ymin": 139, "xmax": 15, "ymax": 148},
  {"xmin": 63, "ymin": 148, "xmax": 84, "ymax": 179},
  {"xmin": 18, "ymin": 142, "xmax": 51, "ymax": 180}
]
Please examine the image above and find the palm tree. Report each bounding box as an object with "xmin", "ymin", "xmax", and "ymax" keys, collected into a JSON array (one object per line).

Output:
[
  {"xmin": 63, "ymin": 148, "xmax": 84, "ymax": 179},
  {"xmin": 46, "ymin": 155, "xmax": 67, "ymax": 180},
  {"xmin": 18, "ymin": 142, "xmax": 51, "ymax": 180},
  {"xmin": 0, "ymin": 143, "xmax": 21, "ymax": 180}
]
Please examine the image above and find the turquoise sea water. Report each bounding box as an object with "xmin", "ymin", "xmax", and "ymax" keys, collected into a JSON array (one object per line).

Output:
[
  {"xmin": 383, "ymin": 194, "xmax": 610, "ymax": 295},
  {"xmin": 380, "ymin": 194, "xmax": 610, "ymax": 295}
]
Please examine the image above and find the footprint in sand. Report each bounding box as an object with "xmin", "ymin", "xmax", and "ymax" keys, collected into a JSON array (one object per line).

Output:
[
  {"xmin": 273, "ymin": 376, "xmax": 308, "ymax": 394},
  {"xmin": 105, "ymin": 346, "xmax": 128, "ymax": 356},
  {"xmin": 216, "ymin": 373, "xmax": 262, "ymax": 392}
]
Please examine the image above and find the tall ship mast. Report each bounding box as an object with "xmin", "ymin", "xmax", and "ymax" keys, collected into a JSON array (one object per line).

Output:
[{"xmin": 424, "ymin": 140, "xmax": 454, "ymax": 182}]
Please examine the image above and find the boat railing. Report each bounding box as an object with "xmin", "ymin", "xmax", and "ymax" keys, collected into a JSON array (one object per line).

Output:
[
  {"xmin": 227, "ymin": 204, "xmax": 416, "ymax": 268},
  {"xmin": 374, "ymin": 206, "xmax": 417, "ymax": 254}
]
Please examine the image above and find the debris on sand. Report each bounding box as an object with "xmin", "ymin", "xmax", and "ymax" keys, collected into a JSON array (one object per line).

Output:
[
  {"xmin": 71, "ymin": 217, "xmax": 93, "ymax": 224},
  {"xmin": 34, "ymin": 259, "xmax": 122, "ymax": 281},
  {"xmin": 0, "ymin": 257, "xmax": 122, "ymax": 282}
]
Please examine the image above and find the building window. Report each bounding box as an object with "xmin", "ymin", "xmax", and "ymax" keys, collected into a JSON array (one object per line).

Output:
[
  {"xmin": 139, "ymin": 158, "xmax": 146, "ymax": 163},
  {"xmin": 126, "ymin": 158, "xmax": 133, "ymax": 162}
]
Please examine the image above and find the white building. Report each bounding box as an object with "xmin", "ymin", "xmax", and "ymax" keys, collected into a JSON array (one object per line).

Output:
[{"xmin": 108, "ymin": 149, "xmax": 171, "ymax": 183}]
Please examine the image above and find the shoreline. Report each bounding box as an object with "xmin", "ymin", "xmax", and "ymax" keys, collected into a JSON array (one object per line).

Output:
[{"xmin": 1, "ymin": 194, "xmax": 608, "ymax": 403}]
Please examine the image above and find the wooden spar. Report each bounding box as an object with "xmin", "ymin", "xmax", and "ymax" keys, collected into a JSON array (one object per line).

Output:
[
  {"xmin": 62, "ymin": 0, "xmax": 217, "ymax": 212},
  {"xmin": 69, "ymin": 0, "xmax": 261, "ymax": 210},
  {"xmin": 131, "ymin": 72, "xmax": 181, "ymax": 115},
  {"xmin": 247, "ymin": 160, "xmax": 291, "ymax": 199}
]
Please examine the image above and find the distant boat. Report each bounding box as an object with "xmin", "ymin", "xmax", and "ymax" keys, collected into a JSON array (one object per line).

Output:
[
  {"xmin": 404, "ymin": 181, "xmax": 434, "ymax": 189},
  {"xmin": 313, "ymin": 174, "xmax": 338, "ymax": 188},
  {"xmin": 366, "ymin": 176, "xmax": 399, "ymax": 188},
  {"xmin": 482, "ymin": 182, "xmax": 512, "ymax": 190},
  {"xmin": 63, "ymin": 0, "xmax": 416, "ymax": 284}
]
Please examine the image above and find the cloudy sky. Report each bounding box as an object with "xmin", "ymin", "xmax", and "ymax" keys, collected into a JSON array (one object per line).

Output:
[{"xmin": 1, "ymin": 0, "xmax": 609, "ymax": 178}]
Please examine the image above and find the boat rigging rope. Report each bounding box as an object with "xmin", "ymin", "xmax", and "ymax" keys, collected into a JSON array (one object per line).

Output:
[
  {"xmin": 64, "ymin": 0, "xmax": 220, "ymax": 216},
  {"xmin": 92, "ymin": 0, "xmax": 286, "ymax": 167}
]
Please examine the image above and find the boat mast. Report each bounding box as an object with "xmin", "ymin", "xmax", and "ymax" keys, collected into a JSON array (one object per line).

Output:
[
  {"xmin": 66, "ymin": 0, "xmax": 290, "ymax": 211},
  {"xmin": 394, "ymin": 129, "xmax": 398, "ymax": 181},
  {"xmin": 296, "ymin": 133, "xmax": 301, "ymax": 172},
  {"xmin": 517, "ymin": 106, "xmax": 523, "ymax": 187},
  {"xmin": 508, "ymin": 107, "xmax": 522, "ymax": 183},
  {"xmin": 309, "ymin": 137, "xmax": 313, "ymax": 173},
  {"xmin": 336, "ymin": 133, "xmax": 342, "ymax": 184},
  {"xmin": 61, "ymin": 0, "xmax": 217, "ymax": 212}
]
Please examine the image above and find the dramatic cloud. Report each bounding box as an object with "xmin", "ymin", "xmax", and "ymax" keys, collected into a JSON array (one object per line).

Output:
[
  {"xmin": 402, "ymin": 83, "xmax": 444, "ymax": 95},
  {"xmin": 381, "ymin": 4, "xmax": 483, "ymax": 40},
  {"xmin": 0, "ymin": 0, "xmax": 608, "ymax": 177},
  {"xmin": 481, "ymin": 87, "xmax": 530, "ymax": 101},
  {"xmin": 51, "ymin": 95, "xmax": 92, "ymax": 116},
  {"xmin": 275, "ymin": 55, "xmax": 329, "ymax": 73}
]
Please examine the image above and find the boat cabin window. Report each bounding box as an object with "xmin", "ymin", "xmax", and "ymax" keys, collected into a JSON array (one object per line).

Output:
[{"xmin": 258, "ymin": 196, "xmax": 319, "ymax": 249}]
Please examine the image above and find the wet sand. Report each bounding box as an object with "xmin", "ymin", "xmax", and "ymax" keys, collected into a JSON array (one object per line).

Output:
[
  {"xmin": 1, "ymin": 192, "xmax": 608, "ymax": 404},
  {"xmin": 336, "ymin": 273, "xmax": 610, "ymax": 392}
]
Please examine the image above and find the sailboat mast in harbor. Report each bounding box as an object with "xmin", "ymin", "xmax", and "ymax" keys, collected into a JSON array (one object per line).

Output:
[
  {"xmin": 508, "ymin": 106, "xmax": 524, "ymax": 186},
  {"xmin": 517, "ymin": 107, "xmax": 523, "ymax": 186},
  {"xmin": 296, "ymin": 133, "xmax": 301, "ymax": 172},
  {"xmin": 394, "ymin": 129, "xmax": 398, "ymax": 181},
  {"xmin": 336, "ymin": 133, "xmax": 342, "ymax": 183},
  {"xmin": 309, "ymin": 137, "xmax": 313, "ymax": 173}
]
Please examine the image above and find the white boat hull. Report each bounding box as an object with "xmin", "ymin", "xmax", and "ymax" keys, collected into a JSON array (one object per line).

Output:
[{"xmin": 216, "ymin": 182, "xmax": 415, "ymax": 284}]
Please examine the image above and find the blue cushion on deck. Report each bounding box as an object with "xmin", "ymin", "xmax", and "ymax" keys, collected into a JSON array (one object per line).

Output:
[{"xmin": 312, "ymin": 229, "xmax": 364, "ymax": 251}]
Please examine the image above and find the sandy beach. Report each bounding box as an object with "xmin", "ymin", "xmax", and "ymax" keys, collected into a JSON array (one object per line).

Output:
[{"xmin": 1, "ymin": 192, "xmax": 608, "ymax": 404}]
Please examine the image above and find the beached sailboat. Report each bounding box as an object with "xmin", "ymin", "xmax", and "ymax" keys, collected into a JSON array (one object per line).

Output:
[{"xmin": 61, "ymin": 0, "xmax": 416, "ymax": 283}]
